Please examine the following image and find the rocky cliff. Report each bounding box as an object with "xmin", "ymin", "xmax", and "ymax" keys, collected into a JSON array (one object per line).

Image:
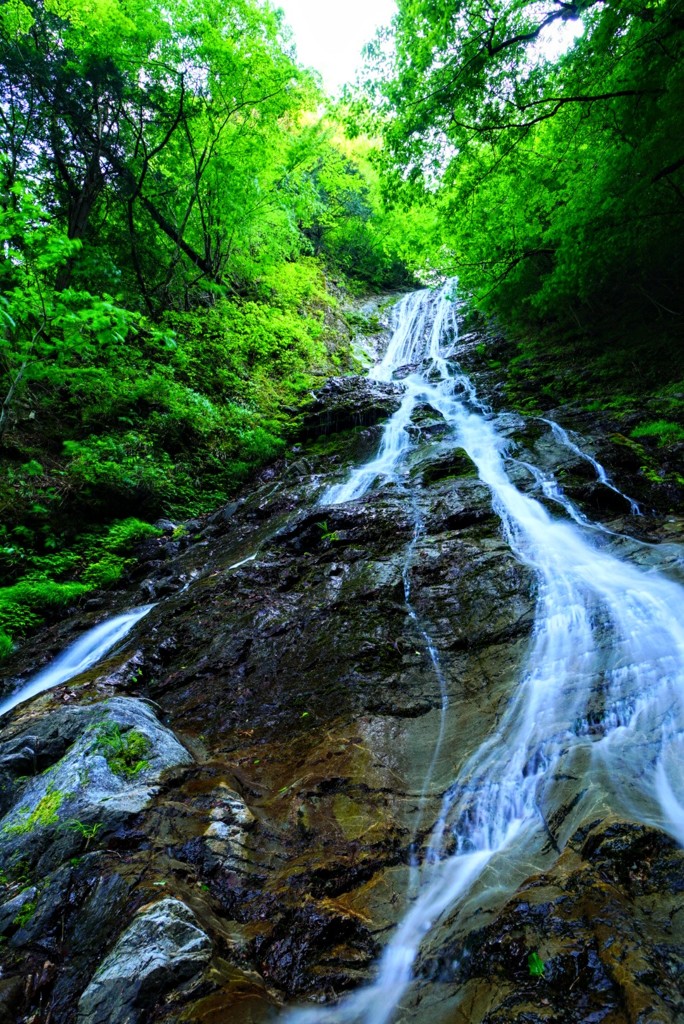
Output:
[{"xmin": 0, "ymin": 297, "xmax": 683, "ymax": 1024}]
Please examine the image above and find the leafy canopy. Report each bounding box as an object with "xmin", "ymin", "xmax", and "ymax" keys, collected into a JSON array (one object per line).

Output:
[{"xmin": 365, "ymin": 0, "xmax": 684, "ymax": 329}]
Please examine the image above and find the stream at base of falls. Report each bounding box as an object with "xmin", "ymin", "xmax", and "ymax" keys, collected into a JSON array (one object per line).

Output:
[{"xmin": 285, "ymin": 283, "xmax": 684, "ymax": 1024}]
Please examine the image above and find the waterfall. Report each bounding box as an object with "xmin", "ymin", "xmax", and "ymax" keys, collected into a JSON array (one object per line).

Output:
[
  {"xmin": 0, "ymin": 604, "xmax": 154, "ymax": 719},
  {"xmin": 287, "ymin": 285, "xmax": 684, "ymax": 1024},
  {"xmin": 542, "ymin": 416, "xmax": 641, "ymax": 515}
]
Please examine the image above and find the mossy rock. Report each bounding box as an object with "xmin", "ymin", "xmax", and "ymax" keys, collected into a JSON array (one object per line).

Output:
[{"xmin": 418, "ymin": 448, "xmax": 478, "ymax": 485}]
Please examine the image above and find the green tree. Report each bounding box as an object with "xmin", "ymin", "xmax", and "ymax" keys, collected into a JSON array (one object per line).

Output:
[
  {"xmin": 0, "ymin": 0, "xmax": 319, "ymax": 305},
  {"xmin": 0, "ymin": 185, "xmax": 149, "ymax": 438},
  {"xmin": 296, "ymin": 126, "xmax": 420, "ymax": 288},
  {"xmin": 366, "ymin": 0, "xmax": 684, "ymax": 329}
]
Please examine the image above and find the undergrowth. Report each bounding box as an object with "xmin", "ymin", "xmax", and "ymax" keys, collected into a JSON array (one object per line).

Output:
[
  {"xmin": 0, "ymin": 264, "xmax": 356, "ymax": 662},
  {"xmin": 94, "ymin": 722, "xmax": 151, "ymax": 778},
  {"xmin": 0, "ymin": 518, "xmax": 161, "ymax": 659}
]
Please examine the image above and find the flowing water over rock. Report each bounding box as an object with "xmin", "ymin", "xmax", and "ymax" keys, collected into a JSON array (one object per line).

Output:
[
  {"xmin": 0, "ymin": 605, "xmax": 154, "ymax": 719},
  {"xmin": 1, "ymin": 287, "xmax": 683, "ymax": 1024},
  {"xmin": 283, "ymin": 286, "xmax": 684, "ymax": 1024}
]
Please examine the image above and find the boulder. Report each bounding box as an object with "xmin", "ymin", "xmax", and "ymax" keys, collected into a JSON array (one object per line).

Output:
[
  {"xmin": 0, "ymin": 697, "xmax": 192, "ymax": 875},
  {"xmin": 77, "ymin": 898, "xmax": 212, "ymax": 1024}
]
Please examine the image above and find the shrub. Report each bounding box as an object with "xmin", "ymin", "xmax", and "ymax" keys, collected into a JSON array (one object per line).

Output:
[
  {"xmin": 95, "ymin": 722, "xmax": 151, "ymax": 778},
  {"xmin": 63, "ymin": 433, "xmax": 176, "ymax": 511},
  {"xmin": 630, "ymin": 420, "xmax": 684, "ymax": 446},
  {"xmin": 100, "ymin": 518, "xmax": 161, "ymax": 553},
  {"xmin": 81, "ymin": 554, "xmax": 130, "ymax": 588},
  {"xmin": 0, "ymin": 579, "xmax": 88, "ymax": 647}
]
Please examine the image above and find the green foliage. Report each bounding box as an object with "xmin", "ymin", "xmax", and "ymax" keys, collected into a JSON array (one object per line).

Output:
[
  {"xmin": 164, "ymin": 289, "xmax": 329, "ymax": 411},
  {"xmin": 2, "ymin": 787, "xmax": 65, "ymax": 836},
  {"xmin": 0, "ymin": 0, "xmax": 320, "ymax": 300},
  {"xmin": 99, "ymin": 519, "xmax": 161, "ymax": 553},
  {"xmin": 630, "ymin": 420, "xmax": 684, "ymax": 446},
  {"xmin": 0, "ymin": 579, "xmax": 89, "ymax": 658},
  {"xmin": 316, "ymin": 521, "xmax": 341, "ymax": 543},
  {"xmin": 65, "ymin": 819, "xmax": 104, "ymax": 848},
  {"xmin": 527, "ymin": 951, "xmax": 545, "ymax": 977},
  {"xmin": 345, "ymin": 311, "xmax": 383, "ymax": 334},
  {"xmin": 0, "ymin": 187, "xmax": 155, "ymax": 438},
  {"xmin": 63, "ymin": 434, "xmax": 176, "ymax": 510},
  {"xmin": 0, "ymin": 518, "xmax": 161, "ymax": 657},
  {"xmin": 12, "ymin": 899, "xmax": 36, "ymax": 929},
  {"xmin": 80, "ymin": 555, "xmax": 130, "ymax": 589},
  {"xmin": 368, "ymin": 0, "xmax": 684, "ymax": 339},
  {"xmin": 95, "ymin": 722, "xmax": 151, "ymax": 778}
]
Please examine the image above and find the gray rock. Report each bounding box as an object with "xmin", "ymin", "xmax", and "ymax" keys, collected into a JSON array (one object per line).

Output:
[
  {"xmin": 204, "ymin": 783, "xmax": 256, "ymax": 867},
  {"xmin": 0, "ymin": 698, "xmax": 192, "ymax": 874},
  {"xmin": 77, "ymin": 898, "xmax": 212, "ymax": 1024},
  {"xmin": 182, "ymin": 518, "xmax": 203, "ymax": 536},
  {"xmin": 152, "ymin": 519, "xmax": 176, "ymax": 534},
  {"xmin": 0, "ymin": 887, "xmax": 37, "ymax": 934},
  {"xmin": 300, "ymin": 375, "xmax": 403, "ymax": 439}
]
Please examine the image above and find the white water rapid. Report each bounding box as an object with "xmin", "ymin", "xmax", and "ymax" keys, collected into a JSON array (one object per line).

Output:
[
  {"xmin": 290, "ymin": 285, "xmax": 684, "ymax": 1024},
  {"xmin": 0, "ymin": 604, "xmax": 154, "ymax": 719}
]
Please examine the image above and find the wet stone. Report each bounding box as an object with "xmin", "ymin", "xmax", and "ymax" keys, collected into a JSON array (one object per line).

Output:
[
  {"xmin": 299, "ymin": 375, "xmax": 403, "ymax": 438},
  {"xmin": 77, "ymin": 898, "xmax": 213, "ymax": 1024}
]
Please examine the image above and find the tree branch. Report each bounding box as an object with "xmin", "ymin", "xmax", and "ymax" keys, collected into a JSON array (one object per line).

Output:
[
  {"xmin": 454, "ymin": 89, "xmax": 664, "ymax": 131},
  {"xmin": 652, "ymin": 154, "xmax": 684, "ymax": 183},
  {"xmin": 486, "ymin": 6, "xmax": 577, "ymax": 57}
]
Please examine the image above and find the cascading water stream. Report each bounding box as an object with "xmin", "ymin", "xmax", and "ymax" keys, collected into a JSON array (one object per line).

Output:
[
  {"xmin": 398, "ymin": 496, "xmax": 450, "ymax": 891},
  {"xmin": 0, "ymin": 545, "xmax": 264, "ymax": 720},
  {"xmin": 542, "ymin": 416, "xmax": 641, "ymax": 515},
  {"xmin": 0, "ymin": 604, "xmax": 154, "ymax": 719},
  {"xmin": 287, "ymin": 285, "xmax": 684, "ymax": 1024}
]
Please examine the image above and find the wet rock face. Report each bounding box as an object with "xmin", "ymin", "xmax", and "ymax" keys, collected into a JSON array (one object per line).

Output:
[
  {"xmin": 0, "ymin": 697, "xmax": 192, "ymax": 877},
  {"xmin": 78, "ymin": 898, "xmax": 212, "ymax": 1024},
  {"xmin": 299, "ymin": 375, "xmax": 404, "ymax": 438},
  {"xmin": 413, "ymin": 819, "xmax": 684, "ymax": 1024},
  {"xmin": 1, "ymin": 312, "xmax": 683, "ymax": 1024}
]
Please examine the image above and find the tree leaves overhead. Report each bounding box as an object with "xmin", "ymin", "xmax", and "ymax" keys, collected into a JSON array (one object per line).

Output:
[
  {"xmin": 368, "ymin": 0, "xmax": 684, "ymax": 329},
  {"xmin": 0, "ymin": 0, "xmax": 318, "ymax": 300}
]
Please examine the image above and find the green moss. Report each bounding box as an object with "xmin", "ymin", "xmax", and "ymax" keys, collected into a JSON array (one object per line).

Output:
[
  {"xmin": 640, "ymin": 465, "xmax": 666, "ymax": 484},
  {"xmin": 332, "ymin": 793, "xmax": 379, "ymax": 841},
  {"xmin": 2, "ymin": 787, "xmax": 65, "ymax": 836},
  {"xmin": 345, "ymin": 310, "xmax": 384, "ymax": 334},
  {"xmin": 13, "ymin": 899, "xmax": 37, "ymax": 928},
  {"xmin": 630, "ymin": 420, "xmax": 684, "ymax": 446},
  {"xmin": 95, "ymin": 722, "xmax": 151, "ymax": 778},
  {"xmin": 609, "ymin": 432, "xmax": 644, "ymax": 453},
  {"xmin": 420, "ymin": 449, "xmax": 478, "ymax": 485}
]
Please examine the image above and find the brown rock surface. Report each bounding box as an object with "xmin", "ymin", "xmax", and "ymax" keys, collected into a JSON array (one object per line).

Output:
[{"xmin": 1, "ymin": 321, "xmax": 683, "ymax": 1024}]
